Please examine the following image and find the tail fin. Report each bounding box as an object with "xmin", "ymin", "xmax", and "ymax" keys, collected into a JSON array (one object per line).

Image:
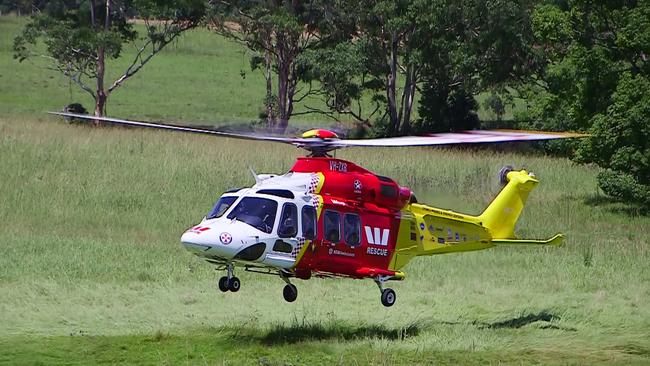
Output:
[{"xmin": 478, "ymin": 169, "xmax": 539, "ymax": 239}]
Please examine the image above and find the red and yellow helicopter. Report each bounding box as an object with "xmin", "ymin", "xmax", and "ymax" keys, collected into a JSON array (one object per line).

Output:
[{"xmin": 54, "ymin": 112, "xmax": 584, "ymax": 307}]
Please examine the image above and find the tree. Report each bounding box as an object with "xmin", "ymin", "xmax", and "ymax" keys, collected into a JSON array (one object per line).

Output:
[
  {"xmin": 14, "ymin": 0, "xmax": 206, "ymax": 119},
  {"xmin": 413, "ymin": 0, "xmax": 540, "ymax": 133},
  {"xmin": 306, "ymin": 0, "xmax": 424, "ymax": 135},
  {"xmin": 302, "ymin": 0, "xmax": 539, "ymax": 136},
  {"xmin": 521, "ymin": 1, "xmax": 649, "ymax": 205},
  {"xmin": 209, "ymin": 0, "xmax": 353, "ymax": 133},
  {"xmin": 576, "ymin": 73, "xmax": 650, "ymax": 208}
]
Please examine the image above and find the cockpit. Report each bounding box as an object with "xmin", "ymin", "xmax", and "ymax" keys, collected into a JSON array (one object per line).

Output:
[
  {"xmin": 206, "ymin": 196, "xmax": 237, "ymax": 220},
  {"xmin": 205, "ymin": 190, "xmax": 317, "ymax": 239},
  {"xmin": 226, "ymin": 197, "xmax": 277, "ymax": 234}
]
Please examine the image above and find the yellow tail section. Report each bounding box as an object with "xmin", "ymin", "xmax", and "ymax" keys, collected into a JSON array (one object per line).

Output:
[
  {"xmin": 389, "ymin": 168, "xmax": 564, "ymax": 272},
  {"xmin": 478, "ymin": 169, "xmax": 539, "ymax": 239}
]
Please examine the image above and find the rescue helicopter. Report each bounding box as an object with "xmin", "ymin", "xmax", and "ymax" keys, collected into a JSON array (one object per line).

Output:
[{"xmin": 53, "ymin": 112, "xmax": 585, "ymax": 307}]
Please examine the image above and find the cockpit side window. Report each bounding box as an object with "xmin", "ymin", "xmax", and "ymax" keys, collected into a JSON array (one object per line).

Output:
[
  {"xmin": 278, "ymin": 203, "xmax": 298, "ymax": 238},
  {"xmin": 344, "ymin": 213, "xmax": 361, "ymax": 247},
  {"xmin": 301, "ymin": 206, "xmax": 317, "ymax": 240},
  {"xmin": 323, "ymin": 210, "xmax": 340, "ymax": 243},
  {"xmin": 206, "ymin": 196, "xmax": 237, "ymax": 219},
  {"xmin": 226, "ymin": 197, "xmax": 277, "ymax": 234}
]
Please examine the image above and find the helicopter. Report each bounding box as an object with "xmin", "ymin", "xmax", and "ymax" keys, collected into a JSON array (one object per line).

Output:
[{"xmin": 53, "ymin": 112, "xmax": 585, "ymax": 307}]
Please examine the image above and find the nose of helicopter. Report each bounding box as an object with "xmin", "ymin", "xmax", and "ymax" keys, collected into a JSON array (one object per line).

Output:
[{"xmin": 180, "ymin": 225, "xmax": 242, "ymax": 259}]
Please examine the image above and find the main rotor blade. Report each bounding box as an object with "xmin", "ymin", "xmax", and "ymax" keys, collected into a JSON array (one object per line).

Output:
[
  {"xmin": 49, "ymin": 112, "xmax": 303, "ymax": 145},
  {"xmin": 331, "ymin": 129, "xmax": 588, "ymax": 147},
  {"xmin": 50, "ymin": 112, "xmax": 587, "ymax": 152}
]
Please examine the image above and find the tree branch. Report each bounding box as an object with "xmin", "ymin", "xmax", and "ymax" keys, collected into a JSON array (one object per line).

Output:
[
  {"xmin": 108, "ymin": 20, "xmax": 198, "ymax": 94},
  {"xmin": 54, "ymin": 61, "xmax": 96, "ymax": 99}
]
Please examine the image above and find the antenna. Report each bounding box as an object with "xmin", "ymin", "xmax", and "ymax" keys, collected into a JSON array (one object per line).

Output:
[{"xmin": 249, "ymin": 167, "xmax": 261, "ymax": 184}]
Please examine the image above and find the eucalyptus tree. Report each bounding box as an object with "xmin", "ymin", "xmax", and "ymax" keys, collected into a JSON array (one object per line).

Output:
[
  {"xmin": 209, "ymin": 0, "xmax": 354, "ymax": 133},
  {"xmin": 14, "ymin": 0, "xmax": 206, "ymax": 119},
  {"xmin": 526, "ymin": 0, "xmax": 650, "ymax": 207},
  {"xmin": 305, "ymin": 0, "xmax": 538, "ymax": 135}
]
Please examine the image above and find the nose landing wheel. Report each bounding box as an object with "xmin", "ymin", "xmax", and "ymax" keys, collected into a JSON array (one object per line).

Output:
[
  {"xmin": 283, "ymin": 284, "xmax": 298, "ymax": 302},
  {"xmin": 218, "ymin": 276, "xmax": 229, "ymax": 292},
  {"xmin": 280, "ymin": 272, "xmax": 298, "ymax": 302},
  {"xmin": 217, "ymin": 263, "xmax": 240, "ymax": 293},
  {"xmin": 229, "ymin": 276, "xmax": 241, "ymax": 292}
]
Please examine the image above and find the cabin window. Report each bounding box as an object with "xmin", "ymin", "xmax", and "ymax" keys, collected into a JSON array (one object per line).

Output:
[
  {"xmin": 272, "ymin": 239, "xmax": 293, "ymax": 253},
  {"xmin": 257, "ymin": 189, "xmax": 295, "ymax": 199},
  {"xmin": 301, "ymin": 206, "xmax": 317, "ymax": 240},
  {"xmin": 343, "ymin": 213, "xmax": 361, "ymax": 247},
  {"xmin": 226, "ymin": 197, "xmax": 277, "ymax": 234},
  {"xmin": 323, "ymin": 210, "xmax": 340, "ymax": 243},
  {"xmin": 278, "ymin": 203, "xmax": 298, "ymax": 238},
  {"xmin": 206, "ymin": 196, "xmax": 237, "ymax": 219}
]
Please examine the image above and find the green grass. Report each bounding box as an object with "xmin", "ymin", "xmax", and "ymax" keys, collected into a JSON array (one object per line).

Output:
[
  {"xmin": 1, "ymin": 14, "xmax": 649, "ymax": 365},
  {"xmin": 0, "ymin": 116, "xmax": 649, "ymax": 364}
]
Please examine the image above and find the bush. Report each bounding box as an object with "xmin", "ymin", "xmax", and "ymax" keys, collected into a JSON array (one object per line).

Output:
[
  {"xmin": 576, "ymin": 73, "xmax": 650, "ymax": 208},
  {"xmin": 597, "ymin": 170, "xmax": 650, "ymax": 207},
  {"xmin": 413, "ymin": 83, "xmax": 479, "ymax": 133}
]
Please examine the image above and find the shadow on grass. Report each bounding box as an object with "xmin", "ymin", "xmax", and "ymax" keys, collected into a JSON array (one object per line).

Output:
[
  {"xmin": 485, "ymin": 311, "xmax": 557, "ymax": 329},
  {"xmin": 228, "ymin": 320, "xmax": 421, "ymax": 345},
  {"xmin": 583, "ymin": 194, "xmax": 648, "ymax": 216},
  {"xmin": 225, "ymin": 312, "xmax": 577, "ymax": 346},
  {"xmin": 478, "ymin": 311, "xmax": 575, "ymax": 331}
]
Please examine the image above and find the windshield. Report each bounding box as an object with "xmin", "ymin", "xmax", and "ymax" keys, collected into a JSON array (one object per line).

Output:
[
  {"xmin": 206, "ymin": 196, "xmax": 237, "ymax": 220},
  {"xmin": 226, "ymin": 197, "xmax": 278, "ymax": 234}
]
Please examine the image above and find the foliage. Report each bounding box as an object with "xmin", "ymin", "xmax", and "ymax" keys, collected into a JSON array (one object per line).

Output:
[
  {"xmin": 481, "ymin": 92, "xmax": 508, "ymax": 121},
  {"xmin": 0, "ymin": 0, "xmax": 49, "ymax": 15},
  {"xmin": 413, "ymin": 0, "xmax": 540, "ymax": 133},
  {"xmin": 209, "ymin": 0, "xmax": 354, "ymax": 132},
  {"xmin": 416, "ymin": 83, "xmax": 479, "ymax": 132},
  {"xmin": 576, "ymin": 73, "xmax": 650, "ymax": 208},
  {"xmin": 522, "ymin": 1, "xmax": 650, "ymax": 205},
  {"xmin": 13, "ymin": 0, "xmax": 205, "ymax": 117},
  {"xmin": 301, "ymin": 0, "xmax": 539, "ymax": 135}
]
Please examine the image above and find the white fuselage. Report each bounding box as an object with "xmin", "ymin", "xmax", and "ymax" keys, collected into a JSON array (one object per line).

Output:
[{"xmin": 180, "ymin": 172, "xmax": 321, "ymax": 269}]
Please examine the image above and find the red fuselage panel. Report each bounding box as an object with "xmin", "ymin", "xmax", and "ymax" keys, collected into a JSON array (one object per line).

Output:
[
  {"xmin": 291, "ymin": 157, "xmax": 411, "ymax": 211},
  {"xmin": 290, "ymin": 157, "xmax": 410, "ymax": 278}
]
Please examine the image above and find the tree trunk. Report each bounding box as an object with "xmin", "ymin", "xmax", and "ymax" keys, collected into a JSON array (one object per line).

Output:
[
  {"xmin": 277, "ymin": 63, "xmax": 289, "ymax": 133},
  {"xmin": 386, "ymin": 32, "xmax": 399, "ymax": 136},
  {"xmin": 400, "ymin": 64, "xmax": 417, "ymax": 135},
  {"xmin": 94, "ymin": 46, "xmax": 107, "ymax": 122},
  {"xmin": 264, "ymin": 47, "xmax": 275, "ymax": 129},
  {"xmin": 276, "ymin": 34, "xmax": 291, "ymax": 134},
  {"xmin": 92, "ymin": 0, "xmax": 110, "ymax": 124},
  {"xmin": 262, "ymin": 30, "xmax": 276, "ymax": 130}
]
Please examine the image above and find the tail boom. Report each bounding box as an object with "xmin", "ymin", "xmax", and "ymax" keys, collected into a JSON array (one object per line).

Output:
[{"xmin": 478, "ymin": 169, "xmax": 539, "ymax": 239}]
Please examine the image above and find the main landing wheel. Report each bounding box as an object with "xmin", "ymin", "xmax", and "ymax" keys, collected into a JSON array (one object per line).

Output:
[
  {"xmin": 218, "ymin": 276, "xmax": 229, "ymax": 292},
  {"xmin": 283, "ymin": 284, "xmax": 298, "ymax": 302},
  {"xmin": 381, "ymin": 288, "xmax": 396, "ymax": 307},
  {"xmin": 228, "ymin": 276, "xmax": 241, "ymax": 292}
]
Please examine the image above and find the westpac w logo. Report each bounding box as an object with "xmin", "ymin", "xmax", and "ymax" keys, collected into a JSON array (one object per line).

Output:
[{"xmin": 364, "ymin": 226, "xmax": 390, "ymax": 246}]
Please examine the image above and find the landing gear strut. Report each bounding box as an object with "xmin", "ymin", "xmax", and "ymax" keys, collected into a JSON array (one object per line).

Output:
[
  {"xmin": 374, "ymin": 276, "xmax": 396, "ymax": 307},
  {"xmin": 280, "ymin": 273, "xmax": 298, "ymax": 302},
  {"xmin": 218, "ymin": 263, "xmax": 240, "ymax": 293}
]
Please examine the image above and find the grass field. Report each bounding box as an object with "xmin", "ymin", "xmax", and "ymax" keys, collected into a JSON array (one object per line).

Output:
[
  {"xmin": 1, "ymin": 116, "xmax": 649, "ymax": 365},
  {"xmin": 1, "ymin": 14, "xmax": 649, "ymax": 365}
]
